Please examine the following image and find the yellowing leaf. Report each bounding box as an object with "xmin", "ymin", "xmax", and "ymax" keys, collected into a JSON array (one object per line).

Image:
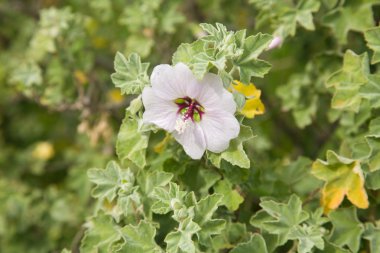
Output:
[
  {"xmin": 232, "ymin": 81, "xmax": 265, "ymax": 118},
  {"xmin": 311, "ymin": 150, "xmax": 369, "ymax": 213},
  {"xmin": 241, "ymin": 97, "xmax": 265, "ymax": 119},
  {"xmin": 233, "ymin": 80, "xmax": 259, "ymax": 97}
]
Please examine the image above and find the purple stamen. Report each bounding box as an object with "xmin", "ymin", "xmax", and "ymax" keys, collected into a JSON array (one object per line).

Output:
[{"xmin": 175, "ymin": 97, "xmax": 204, "ymax": 122}]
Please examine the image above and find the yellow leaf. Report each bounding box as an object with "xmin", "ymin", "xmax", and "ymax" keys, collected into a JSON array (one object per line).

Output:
[
  {"xmin": 241, "ymin": 97, "xmax": 265, "ymax": 119},
  {"xmin": 232, "ymin": 80, "xmax": 265, "ymax": 118},
  {"xmin": 312, "ymin": 151, "xmax": 369, "ymax": 214},
  {"xmin": 232, "ymin": 80, "xmax": 260, "ymax": 97}
]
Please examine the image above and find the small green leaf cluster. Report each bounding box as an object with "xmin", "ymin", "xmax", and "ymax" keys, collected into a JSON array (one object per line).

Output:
[
  {"xmin": 250, "ymin": 0, "xmax": 320, "ymax": 38},
  {"xmin": 76, "ymin": 25, "xmax": 274, "ymax": 252},
  {"xmin": 173, "ymin": 23, "xmax": 272, "ymax": 86}
]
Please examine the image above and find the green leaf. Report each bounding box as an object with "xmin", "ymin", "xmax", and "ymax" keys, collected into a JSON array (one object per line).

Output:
[
  {"xmin": 235, "ymin": 32, "xmax": 272, "ymax": 84},
  {"xmin": 87, "ymin": 161, "xmax": 135, "ymax": 202},
  {"xmin": 125, "ymin": 35, "xmax": 154, "ymax": 58},
  {"xmin": 267, "ymin": 0, "xmax": 320, "ymax": 38},
  {"xmin": 151, "ymin": 182, "xmax": 186, "ymax": 215},
  {"xmin": 120, "ymin": 220, "xmax": 162, "ymax": 253},
  {"xmin": 360, "ymin": 74, "xmax": 380, "ymax": 108},
  {"xmin": 193, "ymin": 194, "xmax": 225, "ymax": 245},
  {"xmin": 363, "ymin": 223, "xmax": 380, "ymax": 253},
  {"xmin": 172, "ymin": 43, "xmax": 193, "ymax": 66},
  {"xmin": 126, "ymin": 95, "xmax": 143, "ymax": 115},
  {"xmin": 165, "ymin": 217, "xmax": 201, "ymax": 253},
  {"xmin": 288, "ymin": 225, "xmax": 324, "ymax": 253},
  {"xmin": 329, "ymin": 50, "xmax": 369, "ymax": 86},
  {"xmin": 116, "ymin": 113, "xmax": 150, "ymax": 168},
  {"xmin": 365, "ymin": 117, "xmax": 380, "ymax": 172},
  {"xmin": 119, "ymin": 1, "xmax": 159, "ymax": 32},
  {"xmin": 214, "ymin": 179, "xmax": 244, "ymax": 211},
  {"xmin": 237, "ymin": 33, "xmax": 273, "ymax": 64},
  {"xmin": 197, "ymin": 219, "xmax": 226, "ymax": 246},
  {"xmin": 322, "ymin": 1, "xmax": 375, "ymax": 44},
  {"xmin": 366, "ymin": 169, "xmax": 380, "ymax": 190},
  {"xmin": 276, "ymin": 72, "xmax": 318, "ymax": 128},
  {"xmin": 80, "ymin": 214, "xmax": 121, "ymax": 253},
  {"xmin": 365, "ymin": 26, "xmax": 380, "ymax": 64},
  {"xmin": 194, "ymin": 194, "xmax": 223, "ymax": 226},
  {"xmin": 257, "ymin": 195, "xmax": 309, "ymax": 235},
  {"xmin": 9, "ymin": 61, "xmax": 42, "ymax": 87},
  {"xmin": 321, "ymin": 0, "xmax": 340, "ymax": 9},
  {"xmin": 315, "ymin": 241, "xmax": 350, "ymax": 253},
  {"xmin": 200, "ymin": 23, "xmax": 237, "ymax": 55},
  {"xmin": 192, "ymin": 50, "xmax": 215, "ymax": 79},
  {"xmin": 180, "ymin": 165, "xmax": 221, "ymax": 194},
  {"xmin": 233, "ymin": 91, "xmax": 246, "ymax": 109},
  {"xmin": 28, "ymin": 7, "xmax": 73, "ymax": 61},
  {"xmin": 250, "ymin": 195, "xmax": 315, "ymax": 249},
  {"xmin": 230, "ymin": 234, "xmax": 268, "ymax": 253},
  {"xmin": 237, "ymin": 59, "xmax": 272, "ymax": 84},
  {"xmin": 220, "ymin": 125, "xmax": 254, "ymax": 169},
  {"xmin": 367, "ymin": 117, "xmax": 380, "ymax": 137},
  {"xmin": 328, "ymin": 207, "xmax": 364, "ymax": 253},
  {"xmin": 158, "ymin": 3, "xmax": 185, "ymax": 34},
  {"xmin": 250, "ymin": 199, "xmax": 326, "ymax": 253},
  {"xmin": 277, "ymin": 157, "xmax": 313, "ymax": 186},
  {"xmin": 326, "ymin": 50, "xmax": 369, "ymax": 112},
  {"xmin": 111, "ymin": 52, "xmax": 150, "ymax": 95},
  {"xmin": 139, "ymin": 170, "xmax": 173, "ymax": 196},
  {"xmin": 295, "ymin": 0, "xmax": 321, "ymax": 30},
  {"xmin": 278, "ymin": 0, "xmax": 320, "ymax": 37}
]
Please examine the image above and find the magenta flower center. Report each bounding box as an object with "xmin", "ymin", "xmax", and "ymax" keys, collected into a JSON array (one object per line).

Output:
[{"xmin": 174, "ymin": 97, "xmax": 205, "ymax": 122}]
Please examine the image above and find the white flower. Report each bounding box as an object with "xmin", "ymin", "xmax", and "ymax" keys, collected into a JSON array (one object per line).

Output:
[{"xmin": 142, "ymin": 63, "xmax": 240, "ymax": 159}]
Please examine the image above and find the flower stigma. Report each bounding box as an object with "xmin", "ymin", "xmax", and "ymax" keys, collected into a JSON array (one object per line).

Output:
[{"xmin": 174, "ymin": 97, "xmax": 204, "ymax": 134}]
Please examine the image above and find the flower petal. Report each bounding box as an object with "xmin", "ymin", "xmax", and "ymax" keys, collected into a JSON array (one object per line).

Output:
[
  {"xmin": 172, "ymin": 123, "xmax": 206, "ymax": 159},
  {"xmin": 196, "ymin": 73, "xmax": 236, "ymax": 113},
  {"xmin": 142, "ymin": 87, "xmax": 178, "ymax": 131},
  {"xmin": 200, "ymin": 111, "xmax": 240, "ymax": 153},
  {"xmin": 151, "ymin": 63, "xmax": 197, "ymax": 100},
  {"xmin": 174, "ymin": 63, "xmax": 201, "ymax": 98}
]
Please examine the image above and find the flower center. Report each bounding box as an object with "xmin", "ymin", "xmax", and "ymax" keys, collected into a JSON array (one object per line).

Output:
[{"xmin": 174, "ymin": 97, "xmax": 205, "ymax": 133}]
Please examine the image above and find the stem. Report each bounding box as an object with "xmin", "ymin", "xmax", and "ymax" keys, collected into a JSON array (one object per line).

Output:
[
  {"xmin": 302, "ymin": 188, "xmax": 320, "ymax": 207},
  {"xmin": 287, "ymin": 240, "xmax": 298, "ymax": 253}
]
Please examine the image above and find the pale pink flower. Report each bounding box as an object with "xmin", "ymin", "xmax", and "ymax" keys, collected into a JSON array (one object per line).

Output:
[
  {"xmin": 142, "ymin": 63, "xmax": 240, "ymax": 159},
  {"xmin": 267, "ymin": 36, "xmax": 282, "ymax": 50}
]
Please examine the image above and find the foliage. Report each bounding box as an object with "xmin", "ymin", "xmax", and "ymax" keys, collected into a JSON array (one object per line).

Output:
[{"xmin": 1, "ymin": 0, "xmax": 380, "ymax": 253}]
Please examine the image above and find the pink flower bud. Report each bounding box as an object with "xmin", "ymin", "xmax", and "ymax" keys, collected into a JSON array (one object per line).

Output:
[{"xmin": 267, "ymin": 36, "xmax": 283, "ymax": 50}]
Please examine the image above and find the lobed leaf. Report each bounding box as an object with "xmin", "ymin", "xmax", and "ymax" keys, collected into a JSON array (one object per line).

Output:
[
  {"xmin": 312, "ymin": 150, "xmax": 369, "ymax": 213},
  {"xmin": 116, "ymin": 113, "xmax": 150, "ymax": 169},
  {"xmin": 111, "ymin": 52, "xmax": 150, "ymax": 95}
]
